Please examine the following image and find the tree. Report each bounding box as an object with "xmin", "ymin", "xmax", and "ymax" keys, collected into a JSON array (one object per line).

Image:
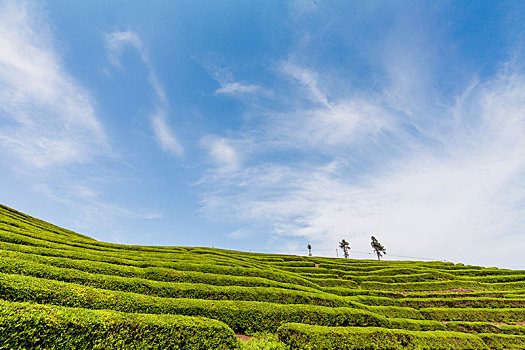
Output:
[
  {"xmin": 371, "ymin": 236, "xmax": 386, "ymax": 260},
  {"xmin": 339, "ymin": 239, "xmax": 350, "ymax": 259},
  {"xmin": 307, "ymin": 244, "xmax": 312, "ymax": 257}
]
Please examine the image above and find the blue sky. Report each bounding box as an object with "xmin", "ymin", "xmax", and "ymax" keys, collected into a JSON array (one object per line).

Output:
[{"xmin": 1, "ymin": 1, "xmax": 525, "ymax": 268}]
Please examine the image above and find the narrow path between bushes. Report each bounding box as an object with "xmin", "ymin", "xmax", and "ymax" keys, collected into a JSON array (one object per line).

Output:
[{"xmin": 236, "ymin": 334, "xmax": 253, "ymax": 341}]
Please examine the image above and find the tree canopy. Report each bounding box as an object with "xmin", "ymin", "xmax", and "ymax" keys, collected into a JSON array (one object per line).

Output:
[
  {"xmin": 371, "ymin": 236, "xmax": 386, "ymax": 260},
  {"xmin": 339, "ymin": 239, "xmax": 350, "ymax": 259}
]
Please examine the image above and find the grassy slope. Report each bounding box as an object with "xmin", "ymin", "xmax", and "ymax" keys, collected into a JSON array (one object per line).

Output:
[{"xmin": 1, "ymin": 203, "xmax": 525, "ymax": 349}]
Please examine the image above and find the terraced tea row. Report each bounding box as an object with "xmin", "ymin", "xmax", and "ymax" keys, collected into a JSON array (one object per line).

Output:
[{"xmin": 1, "ymin": 204, "xmax": 525, "ymax": 349}]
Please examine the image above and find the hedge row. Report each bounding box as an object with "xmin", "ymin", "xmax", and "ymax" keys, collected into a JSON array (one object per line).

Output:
[
  {"xmin": 0, "ymin": 239, "xmax": 284, "ymax": 280},
  {"xmin": 460, "ymin": 275, "xmax": 525, "ymax": 283},
  {"xmin": 296, "ymin": 273, "xmax": 338, "ymax": 279},
  {"xmin": 0, "ymin": 299, "xmax": 239, "ymax": 349},
  {"xmin": 276, "ymin": 323, "xmax": 488, "ymax": 349},
  {"xmin": 452, "ymin": 268, "xmax": 525, "ymax": 277},
  {"xmin": 401, "ymin": 297, "xmax": 525, "ymax": 309},
  {"xmin": 420, "ymin": 307, "xmax": 525, "ymax": 323},
  {"xmin": 360, "ymin": 280, "xmax": 484, "ymax": 291},
  {"xmin": 478, "ymin": 333, "xmax": 525, "ymax": 349},
  {"xmin": 0, "ymin": 226, "xmax": 332, "ymax": 291},
  {"xmin": 0, "ymin": 248, "xmax": 320, "ymax": 291},
  {"xmin": 0, "ymin": 227, "xmax": 175, "ymax": 263},
  {"xmin": 291, "ymin": 268, "xmax": 525, "ymax": 285},
  {"xmin": 321, "ymin": 287, "xmax": 399, "ymax": 298},
  {"xmin": 367, "ymin": 305, "xmax": 423, "ymax": 320},
  {"xmin": 445, "ymin": 321, "xmax": 525, "ymax": 335},
  {"xmin": 302, "ymin": 271, "xmax": 460, "ymax": 284},
  {"xmin": 0, "ymin": 256, "xmax": 353, "ymax": 308},
  {"xmin": 0, "ymin": 205, "xmax": 94, "ymax": 243},
  {"xmin": 278, "ymin": 267, "xmax": 342, "ymax": 275},
  {"xmin": 347, "ymin": 295, "xmax": 403, "ymax": 306},
  {"xmin": 361, "ymin": 280, "xmax": 525, "ymax": 291},
  {"xmin": 0, "ymin": 220, "xmax": 251, "ymax": 266},
  {"xmin": 396, "ymin": 291, "xmax": 514, "ymax": 299},
  {"xmin": 0, "ymin": 225, "xmax": 270, "ymax": 271},
  {"xmin": 343, "ymin": 272, "xmax": 456, "ymax": 283},
  {"xmin": 0, "ymin": 273, "xmax": 387, "ymax": 333},
  {"xmin": 303, "ymin": 278, "xmax": 357, "ymax": 288}
]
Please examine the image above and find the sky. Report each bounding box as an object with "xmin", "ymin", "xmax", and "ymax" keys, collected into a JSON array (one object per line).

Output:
[{"xmin": 1, "ymin": 1, "xmax": 525, "ymax": 269}]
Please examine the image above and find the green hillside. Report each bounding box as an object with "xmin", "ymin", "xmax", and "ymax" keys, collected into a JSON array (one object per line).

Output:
[{"xmin": 1, "ymin": 203, "xmax": 524, "ymax": 349}]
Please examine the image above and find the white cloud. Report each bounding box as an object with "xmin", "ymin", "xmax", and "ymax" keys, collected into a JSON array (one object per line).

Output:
[
  {"xmin": 34, "ymin": 182, "xmax": 163, "ymax": 229},
  {"xmin": 151, "ymin": 110, "xmax": 183, "ymax": 156},
  {"xmin": 106, "ymin": 30, "xmax": 182, "ymax": 156},
  {"xmin": 0, "ymin": 4, "xmax": 162, "ymax": 241},
  {"xmin": 214, "ymin": 82, "xmax": 266, "ymax": 96},
  {"xmin": 268, "ymin": 97, "xmax": 393, "ymax": 152},
  {"xmin": 106, "ymin": 31, "xmax": 145, "ymax": 68},
  {"xmin": 241, "ymin": 60, "xmax": 396, "ymax": 155},
  {"xmin": 280, "ymin": 62, "xmax": 330, "ymax": 107},
  {"xmin": 199, "ymin": 60, "xmax": 525, "ymax": 269},
  {"xmin": 201, "ymin": 136, "xmax": 241, "ymax": 173},
  {"xmin": 203, "ymin": 58, "xmax": 270, "ymax": 98},
  {"xmin": 0, "ymin": 0, "xmax": 108, "ymax": 168},
  {"xmin": 228, "ymin": 227, "xmax": 253, "ymax": 239}
]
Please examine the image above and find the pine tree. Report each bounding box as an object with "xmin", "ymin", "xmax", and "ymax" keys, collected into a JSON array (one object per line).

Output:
[
  {"xmin": 339, "ymin": 239, "xmax": 350, "ymax": 259},
  {"xmin": 371, "ymin": 236, "xmax": 386, "ymax": 260}
]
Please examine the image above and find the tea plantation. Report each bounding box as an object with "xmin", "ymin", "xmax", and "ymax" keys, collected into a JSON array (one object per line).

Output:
[{"xmin": 1, "ymin": 203, "xmax": 524, "ymax": 349}]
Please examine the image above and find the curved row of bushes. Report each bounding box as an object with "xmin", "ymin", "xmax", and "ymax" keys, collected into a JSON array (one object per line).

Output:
[
  {"xmin": 276, "ymin": 323, "xmax": 489, "ymax": 349},
  {"xmin": 401, "ymin": 297, "xmax": 525, "ymax": 309},
  {"xmin": 0, "ymin": 273, "xmax": 386, "ymax": 333},
  {"xmin": 0, "ymin": 255, "xmax": 351, "ymax": 308},
  {"xmin": 0, "ymin": 224, "xmax": 260, "ymax": 269},
  {"xmin": 361, "ymin": 280, "xmax": 525, "ymax": 291},
  {"xmin": 420, "ymin": 307, "xmax": 525, "ymax": 323},
  {"xmin": 9, "ymin": 272, "xmax": 520, "ymax": 335},
  {"xmin": 0, "ymin": 247, "xmax": 320, "ymax": 291},
  {"xmin": 0, "ymin": 299, "xmax": 239, "ymax": 349},
  {"xmin": 2, "ymin": 203, "xmax": 525, "ymax": 349}
]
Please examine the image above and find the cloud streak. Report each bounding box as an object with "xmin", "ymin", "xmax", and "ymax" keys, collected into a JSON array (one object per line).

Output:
[
  {"xmin": 106, "ymin": 31, "xmax": 183, "ymax": 157},
  {"xmin": 200, "ymin": 56, "xmax": 525, "ymax": 268},
  {"xmin": 203, "ymin": 57, "xmax": 270, "ymax": 99},
  {"xmin": 0, "ymin": 0, "xmax": 108, "ymax": 168},
  {"xmin": 214, "ymin": 82, "xmax": 266, "ymax": 96},
  {"xmin": 201, "ymin": 136, "xmax": 241, "ymax": 173}
]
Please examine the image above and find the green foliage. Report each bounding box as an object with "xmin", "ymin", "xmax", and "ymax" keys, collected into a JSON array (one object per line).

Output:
[
  {"xmin": 420, "ymin": 307, "xmax": 525, "ymax": 322},
  {"xmin": 478, "ymin": 333, "xmax": 525, "ymax": 349},
  {"xmin": 0, "ymin": 299, "xmax": 239, "ymax": 349},
  {"xmin": 339, "ymin": 239, "xmax": 350, "ymax": 259},
  {"xmin": 401, "ymin": 296, "xmax": 525, "ymax": 309},
  {"xmin": 0, "ymin": 273, "xmax": 385, "ymax": 333},
  {"xmin": 2, "ymin": 203, "xmax": 525, "ymax": 349},
  {"xmin": 277, "ymin": 323, "xmax": 488, "ymax": 349},
  {"xmin": 240, "ymin": 333, "xmax": 290, "ymax": 350},
  {"xmin": 0, "ymin": 252, "xmax": 347, "ymax": 307},
  {"xmin": 367, "ymin": 305, "xmax": 424, "ymax": 319},
  {"xmin": 445, "ymin": 321, "xmax": 525, "ymax": 335},
  {"xmin": 361, "ymin": 280, "xmax": 486, "ymax": 291},
  {"xmin": 371, "ymin": 236, "xmax": 386, "ymax": 260}
]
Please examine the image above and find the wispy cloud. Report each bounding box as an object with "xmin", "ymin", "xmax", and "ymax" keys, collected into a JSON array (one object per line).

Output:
[
  {"xmin": 0, "ymin": 0, "xmax": 108, "ymax": 168},
  {"xmin": 203, "ymin": 58, "xmax": 270, "ymax": 98},
  {"xmin": 201, "ymin": 136, "xmax": 242, "ymax": 173},
  {"xmin": 0, "ymin": 2, "xmax": 162, "ymax": 242},
  {"xmin": 280, "ymin": 62, "xmax": 330, "ymax": 107},
  {"xmin": 106, "ymin": 30, "xmax": 183, "ymax": 157},
  {"xmin": 199, "ymin": 55, "xmax": 525, "ymax": 268},
  {"xmin": 34, "ymin": 182, "xmax": 163, "ymax": 232},
  {"xmin": 250, "ymin": 60, "xmax": 396, "ymax": 155},
  {"xmin": 214, "ymin": 82, "xmax": 266, "ymax": 96}
]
